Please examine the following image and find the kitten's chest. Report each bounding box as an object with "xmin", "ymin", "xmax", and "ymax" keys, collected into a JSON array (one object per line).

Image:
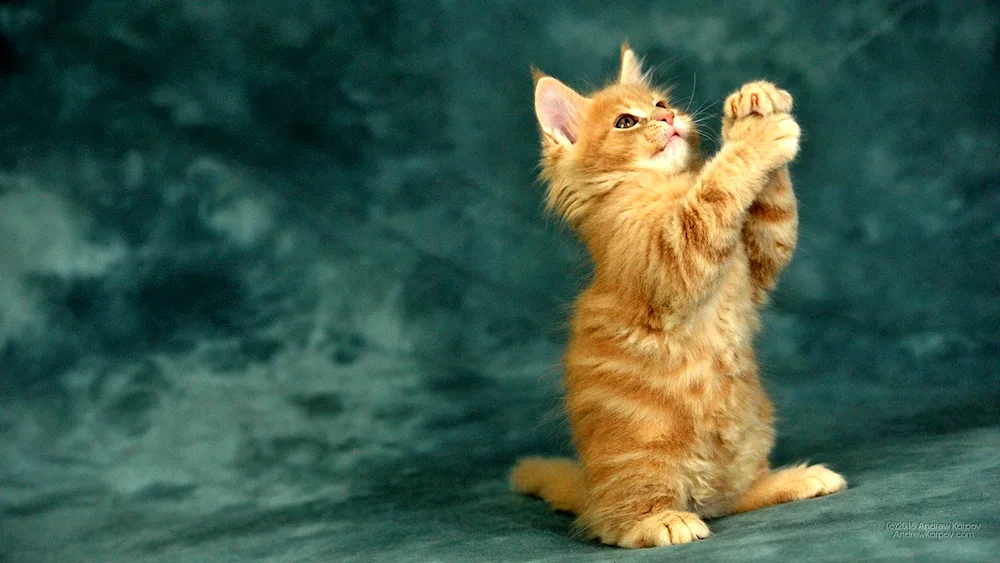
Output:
[{"xmin": 637, "ymin": 292, "xmax": 757, "ymax": 362}]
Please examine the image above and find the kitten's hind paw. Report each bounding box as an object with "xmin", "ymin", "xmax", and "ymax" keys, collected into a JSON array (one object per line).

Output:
[
  {"xmin": 614, "ymin": 511, "xmax": 711, "ymax": 548},
  {"xmin": 796, "ymin": 464, "xmax": 848, "ymax": 498},
  {"xmin": 731, "ymin": 463, "xmax": 847, "ymax": 514}
]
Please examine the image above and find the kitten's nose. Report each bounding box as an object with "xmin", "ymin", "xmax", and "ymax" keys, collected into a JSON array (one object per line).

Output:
[{"xmin": 652, "ymin": 109, "xmax": 675, "ymax": 125}]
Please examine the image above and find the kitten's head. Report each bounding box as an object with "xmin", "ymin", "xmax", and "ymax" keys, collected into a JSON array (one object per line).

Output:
[{"xmin": 533, "ymin": 45, "xmax": 701, "ymax": 225}]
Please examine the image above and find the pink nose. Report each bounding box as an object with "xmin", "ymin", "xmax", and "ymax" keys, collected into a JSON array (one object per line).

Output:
[{"xmin": 653, "ymin": 109, "xmax": 675, "ymax": 125}]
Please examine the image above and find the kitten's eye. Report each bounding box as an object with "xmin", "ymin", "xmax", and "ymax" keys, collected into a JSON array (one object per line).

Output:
[
  {"xmin": 614, "ymin": 115, "xmax": 638, "ymax": 129},
  {"xmin": 655, "ymin": 101, "xmax": 668, "ymax": 108}
]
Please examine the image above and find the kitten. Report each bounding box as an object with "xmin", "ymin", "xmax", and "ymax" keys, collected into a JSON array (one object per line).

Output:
[{"xmin": 511, "ymin": 44, "xmax": 846, "ymax": 548}]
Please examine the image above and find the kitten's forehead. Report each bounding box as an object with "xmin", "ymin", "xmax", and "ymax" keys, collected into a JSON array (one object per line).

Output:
[{"xmin": 590, "ymin": 83, "xmax": 669, "ymax": 116}]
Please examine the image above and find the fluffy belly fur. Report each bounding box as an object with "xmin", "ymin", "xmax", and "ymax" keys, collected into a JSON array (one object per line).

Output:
[{"xmin": 565, "ymin": 257, "xmax": 774, "ymax": 529}]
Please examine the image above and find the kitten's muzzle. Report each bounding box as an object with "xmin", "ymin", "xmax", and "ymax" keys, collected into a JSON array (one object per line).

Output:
[{"xmin": 648, "ymin": 121, "xmax": 682, "ymax": 145}]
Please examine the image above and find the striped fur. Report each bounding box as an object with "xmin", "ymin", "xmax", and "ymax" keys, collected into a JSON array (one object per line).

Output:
[{"xmin": 513, "ymin": 48, "xmax": 845, "ymax": 548}]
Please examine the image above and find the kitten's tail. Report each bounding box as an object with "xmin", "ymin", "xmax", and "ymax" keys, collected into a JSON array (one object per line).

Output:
[{"xmin": 511, "ymin": 456, "xmax": 587, "ymax": 515}]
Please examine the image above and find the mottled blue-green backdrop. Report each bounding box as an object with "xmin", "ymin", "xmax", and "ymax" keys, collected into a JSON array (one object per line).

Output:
[{"xmin": 1, "ymin": 1, "xmax": 997, "ymax": 561}]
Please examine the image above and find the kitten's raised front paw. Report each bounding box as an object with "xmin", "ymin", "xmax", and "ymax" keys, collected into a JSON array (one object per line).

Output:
[
  {"xmin": 725, "ymin": 81, "xmax": 793, "ymax": 120},
  {"xmin": 614, "ymin": 511, "xmax": 711, "ymax": 548},
  {"xmin": 728, "ymin": 112, "xmax": 800, "ymax": 166}
]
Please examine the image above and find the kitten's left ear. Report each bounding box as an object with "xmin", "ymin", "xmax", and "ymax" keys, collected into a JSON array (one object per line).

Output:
[
  {"xmin": 534, "ymin": 75, "xmax": 587, "ymax": 147},
  {"xmin": 619, "ymin": 42, "xmax": 647, "ymax": 85}
]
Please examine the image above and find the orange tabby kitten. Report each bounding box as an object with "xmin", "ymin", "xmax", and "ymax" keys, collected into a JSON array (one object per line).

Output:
[{"xmin": 511, "ymin": 45, "xmax": 847, "ymax": 548}]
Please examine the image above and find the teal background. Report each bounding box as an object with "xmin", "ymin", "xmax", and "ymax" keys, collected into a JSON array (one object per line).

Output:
[{"xmin": 0, "ymin": 1, "xmax": 997, "ymax": 560}]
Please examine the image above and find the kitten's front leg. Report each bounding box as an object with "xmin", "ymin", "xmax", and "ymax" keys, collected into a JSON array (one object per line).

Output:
[
  {"xmin": 723, "ymin": 82, "xmax": 800, "ymax": 304},
  {"xmin": 718, "ymin": 81, "xmax": 799, "ymax": 184},
  {"xmin": 679, "ymin": 105, "xmax": 799, "ymax": 256},
  {"xmin": 654, "ymin": 104, "xmax": 799, "ymax": 312}
]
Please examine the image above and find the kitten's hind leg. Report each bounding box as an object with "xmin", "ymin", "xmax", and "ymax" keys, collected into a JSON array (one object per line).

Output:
[
  {"xmin": 729, "ymin": 463, "xmax": 847, "ymax": 514},
  {"xmin": 511, "ymin": 457, "xmax": 588, "ymax": 515}
]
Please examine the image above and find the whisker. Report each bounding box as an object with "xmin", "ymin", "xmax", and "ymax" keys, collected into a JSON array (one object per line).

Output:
[
  {"xmin": 688, "ymin": 107, "xmax": 711, "ymax": 121},
  {"xmin": 648, "ymin": 54, "xmax": 688, "ymax": 81},
  {"xmin": 692, "ymin": 99, "xmax": 720, "ymax": 115},
  {"xmin": 698, "ymin": 129, "xmax": 721, "ymax": 142},
  {"xmin": 645, "ymin": 60, "xmax": 670, "ymax": 78},
  {"xmin": 685, "ymin": 72, "xmax": 697, "ymax": 113}
]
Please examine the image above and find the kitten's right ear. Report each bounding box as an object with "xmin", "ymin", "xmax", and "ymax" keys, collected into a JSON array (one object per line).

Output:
[
  {"xmin": 619, "ymin": 42, "xmax": 648, "ymax": 85},
  {"xmin": 530, "ymin": 65, "xmax": 546, "ymax": 86},
  {"xmin": 534, "ymin": 75, "xmax": 586, "ymax": 147}
]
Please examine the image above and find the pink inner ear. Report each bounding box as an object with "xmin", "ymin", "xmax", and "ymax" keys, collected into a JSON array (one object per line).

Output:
[{"xmin": 536, "ymin": 81, "xmax": 581, "ymax": 144}]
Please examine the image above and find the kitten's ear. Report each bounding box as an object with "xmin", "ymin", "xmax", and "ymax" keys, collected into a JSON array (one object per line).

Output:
[
  {"xmin": 619, "ymin": 42, "xmax": 647, "ymax": 85},
  {"xmin": 530, "ymin": 65, "xmax": 546, "ymax": 86},
  {"xmin": 534, "ymin": 75, "xmax": 586, "ymax": 147}
]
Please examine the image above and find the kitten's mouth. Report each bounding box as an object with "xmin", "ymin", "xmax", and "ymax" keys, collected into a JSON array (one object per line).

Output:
[{"xmin": 653, "ymin": 132, "xmax": 684, "ymax": 157}]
